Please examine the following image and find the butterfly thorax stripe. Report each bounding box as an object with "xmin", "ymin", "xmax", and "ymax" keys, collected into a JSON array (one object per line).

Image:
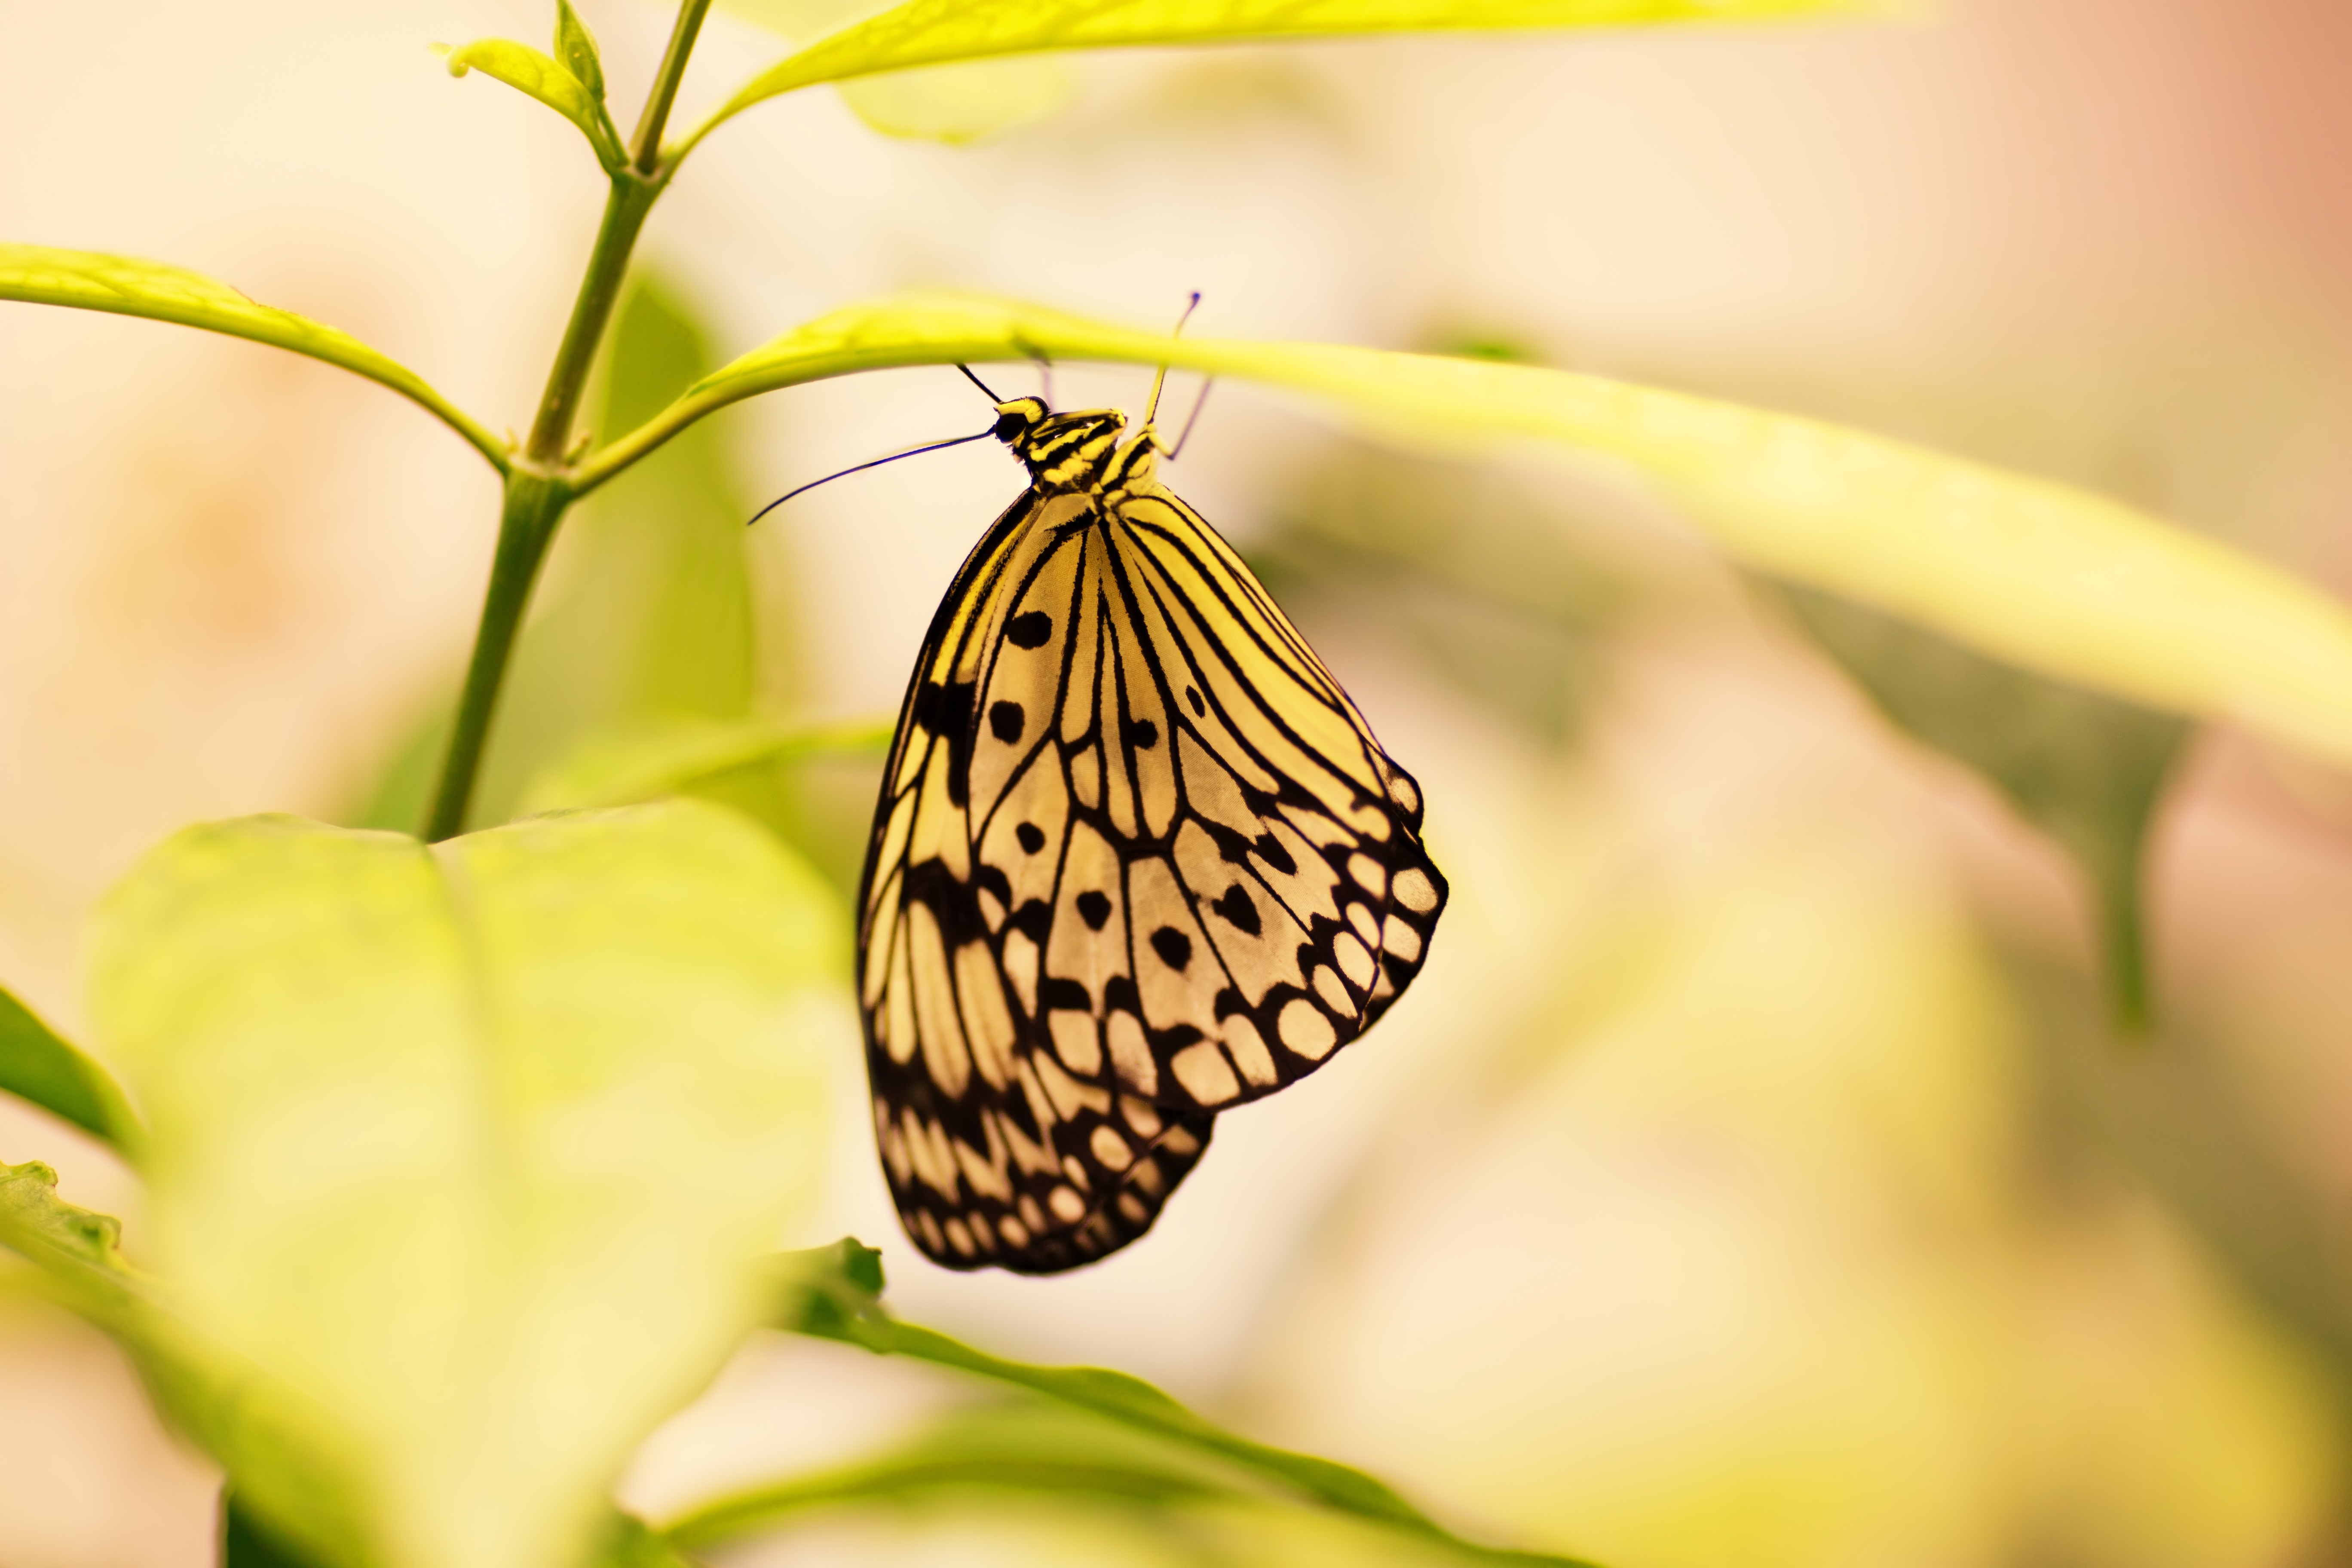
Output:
[{"xmin": 854, "ymin": 389, "xmax": 1449, "ymax": 1274}]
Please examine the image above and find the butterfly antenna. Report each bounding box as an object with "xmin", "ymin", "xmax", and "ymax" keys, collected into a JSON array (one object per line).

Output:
[
  {"xmin": 1167, "ymin": 377, "xmax": 1215, "ymax": 462},
  {"xmin": 745, "ymin": 427, "xmax": 998, "ymax": 528},
  {"xmin": 1144, "ymin": 291, "xmax": 1202, "ymax": 427},
  {"xmin": 956, "ymin": 362, "xmax": 1004, "ymax": 403}
]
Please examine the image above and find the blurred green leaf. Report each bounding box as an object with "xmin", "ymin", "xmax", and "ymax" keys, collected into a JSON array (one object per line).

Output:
[
  {"xmin": 555, "ymin": 0, "xmax": 609, "ymax": 103},
  {"xmin": 832, "ymin": 56, "xmax": 1074, "ymax": 142},
  {"xmin": 767, "ymin": 1235, "xmax": 889, "ymax": 1332},
  {"xmin": 690, "ymin": 0, "xmax": 1885, "ymax": 146},
  {"xmin": 223, "ymin": 1493, "xmax": 688, "ymax": 1568},
  {"xmin": 665, "ymin": 1399, "xmax": 1247, "ymax": 1547},
  {"xmin": 436, "ymin": 37, "xmax": 625, "ymax": 170},
  {"xmin": 0, "ymin": 244, "xmax": 505, "ymax": 470},
  {"xmin": 0, "ymin": 983, "xmax": 140, "ymax": 1151},
  {"xmin": 474, "ymin": 274, "xmax": 763, "ymax": 829},
  {"xmin": 1778, "ymin": 586, "xmax": 2189, "ymax": 1031},
  {"xmin": 519, "ymin": 712, "xmax": 892, "ymax": 815},
  {"xmin": 0, "ymin": 1161, "xmax": 136, "ymax": 1311},
  {"xmin": 89, "ymin": 805, "xmax": 844, "ymax": 1568},
  {"xmin": 585, "ymin": 293, "xmax": 2352, "ymax": 775},
  {"xmin": 2003, "ymin": 952, "xmax": 2352, "ymax": 1419},
  {"xmin": 595, "ymin": 1512, "xmax": 700, "ymax": 1568},
  {"xmin": 1250, "ymin": 443, "xmax": 1631, "ymax": 744},
  {"xmin": 720, "ymin": 0, "xmax": 1075, "ymax": 143},
  {"xmin": 762, "ymin": 1240, "xmax": 1596, "ymax": 1565},
  {"xmin": 221, "ymin": 1494, "xmax": 318, "ymax": 1568},
  {"xmin": 0, "ymin": 1164, "xmax": 371, "ymax": 1567}
]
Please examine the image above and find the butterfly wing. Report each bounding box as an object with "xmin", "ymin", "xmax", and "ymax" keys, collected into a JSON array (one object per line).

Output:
[
  {"xmin": 859, "ymin": 487, "xmax": 1216, "ymax": 1274},
  {"xmin": 1083, "ymin": 482, "xmax": 1447, "ymax": 1099},
  {"xmin": 859, "ymin": 473, "xmax": 1446, "ymax": 1274}
]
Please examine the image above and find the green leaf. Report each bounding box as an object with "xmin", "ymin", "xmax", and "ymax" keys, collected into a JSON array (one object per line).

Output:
[
  {"xmin": 833, "ymin": 56, "xmax": 1074, "ymax": 143},
  {"xmin": 220, "ymin": 1493, "xmax": 690, "ymax": 1568},
  {"xmin": 88, "ymin": 805, "xmax": 845, "ymax": 1568},
  {"xmin": 664, "ymin": 1399, "xmax": 1248, "ymax": 1546},
  {"xmin": 1249, "ymin": 441, "xmax": 1632, "ymax": 745},
  {"xmin": 436, "ymin": 38, "xmax": 626, "ymax": 171},
  {"xmin": 691, "ymin": 0, "xmax": 1886, "ymax": 146},
  {"xmin": 221, "ymin": 1494, "xmax": 319, "ymax": 1568},
  {"xmin": 0, "ymin": 244, "xmax": 506, "ymax": 472},
  {"xmin": 472, "ymin": 275, "xmax": 762, "ymax": 828},
  {"xmin": 595, "ymin": 1512, "xmax": 700, "ymax": 1568},
  {"xmin": 0, "ymin": 983, "xmax": 140, "ymax": 1151},
  {"xmin": 767, "ymin": 1236, "xmax": 889, "ymax": 1333},
  {"xmin": 555, "ymin": 0, "xmax": 609, "ymax": 102},
  {"xmin": 0, "ymin": 1161, "xmax": 136, "ymax": 1310},
  {"xmin": 666, "ymin": 1398, "xmax": 1588, "ymax": 1562},
  {"xmin": 580, "ymin": 293, "xmax": 2352, "ymax": 774},
  {"xmin": 518, "ymin": 713, "xmax": 893, "ymax": 815},
  {"xmin": 1776, "ymin": 586, "xmax": 2188, "ymax": 1032},
  {"xmin": 0, "ymin": 1164, "xmax": 371, "ymax": 1568},
  {"xmin": 717, "ymin": 0, "xmax": 1075, "ymax": 144},
  {"xmin": 760, "ymin": 1241, "xmax": 1593, "ymax": 1564}
]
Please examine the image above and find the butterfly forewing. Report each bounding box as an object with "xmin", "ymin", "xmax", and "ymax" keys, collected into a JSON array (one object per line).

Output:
[{"xmin": 857, "ymin": 409, "xmax": 1446, "ymax": 1274}]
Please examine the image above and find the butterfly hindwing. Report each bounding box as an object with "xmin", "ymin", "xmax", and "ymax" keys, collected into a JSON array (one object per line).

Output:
[{"xmin": 857, "ymin": 407, "xmax": 1447, "ymax": 1274}]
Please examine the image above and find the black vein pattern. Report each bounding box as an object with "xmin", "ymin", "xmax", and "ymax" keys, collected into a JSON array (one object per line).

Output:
[{"xmin": 856, "ymin": 397, "xmax": 1449, "ymax": 1273}]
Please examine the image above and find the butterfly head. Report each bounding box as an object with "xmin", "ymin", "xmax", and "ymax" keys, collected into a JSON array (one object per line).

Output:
[{"xmin": 995, "ymin": 399, "xmax": 1133, "ymax": 494}]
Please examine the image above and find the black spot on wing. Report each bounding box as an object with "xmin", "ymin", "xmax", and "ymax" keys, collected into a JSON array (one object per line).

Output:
[
  {"xmin": 909, "ymin": 678, "xmax": 981, "ymax": 807},
  {"xmin": 1007, "ymin": 610, "xmax": 1053, "ymax": 648},
  {"xmin": 1039, "ymin": 983, "xmax": 1091, "ymax": 1023},
  {"xmin": 1210, "ymin": 884, "xmax": 1261, "ymax": 936},
  {"xmin": 1253, "ymin": 833, "xmax": 1297, "ymax": 876}
]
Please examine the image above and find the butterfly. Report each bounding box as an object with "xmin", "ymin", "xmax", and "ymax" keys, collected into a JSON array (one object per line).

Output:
[{"xmin": 854, "ymin": 361, "xmax": 1448, "ymax": 1274}]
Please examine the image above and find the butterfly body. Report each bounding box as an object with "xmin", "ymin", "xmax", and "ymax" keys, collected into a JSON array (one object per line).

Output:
[{"xmin": 858, "ymin": 392, "xmax": 1446, "ymax": 1273}]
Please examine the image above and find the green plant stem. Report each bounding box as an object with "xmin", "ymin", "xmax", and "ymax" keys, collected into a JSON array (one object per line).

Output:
[
  {"xmin": 632, "ymin": 0, "xmax": 713, "ymax": 175},
  {"xmin": 527, "ymin": 0, "xmax": 708, "ymax": 462},
  {"xmin": 425, "ymin": 471, "xmax": 568, "ymax": 841},
  {"xmin": 524, "ymin": 175, "xmax": 658, "ymax": 463},
  {"xmin": 421, "ymin": 0, "xmax": 713, "ymax": 840}
]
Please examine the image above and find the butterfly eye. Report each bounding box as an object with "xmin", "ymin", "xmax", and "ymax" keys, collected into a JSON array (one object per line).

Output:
[{"xmin": 991, "ymin": 398, "xmax": 1045, "ymax": 443}]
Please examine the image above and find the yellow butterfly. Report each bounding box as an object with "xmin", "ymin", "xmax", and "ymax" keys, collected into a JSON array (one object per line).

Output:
[{"xmin": 856, "ymin": 345, "xmax": 1447, "ymax": 1273}]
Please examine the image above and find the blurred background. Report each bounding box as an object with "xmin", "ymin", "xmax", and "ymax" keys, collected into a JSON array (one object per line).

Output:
[{"xmin": 5, "ymin": 0, "xmax": 2352, "ymax": 1562}]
